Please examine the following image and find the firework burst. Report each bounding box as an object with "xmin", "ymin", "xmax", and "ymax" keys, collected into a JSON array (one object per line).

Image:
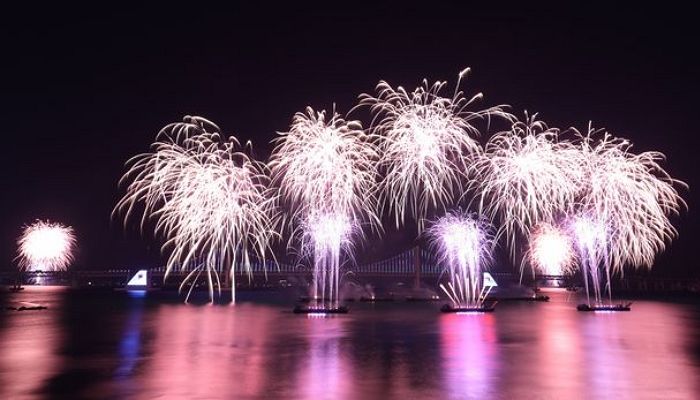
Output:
[
  {"xmin": 427, "ymin": 210, "xmax": 495, "ymax": 307},
  {"xmin": 17, "ymin": 220, "xmax": 76, "ymax": 272},
  {"xmin": 270, "ymin": 107, "xmax": 378, "ymax": 308},
  {"xmin": 115, "ymin": 116, "xmax": 278, "ymax": 303},
  {"xmin": 570, "ymin": 125, "xmax": 686, "ymax": 303},
  {"xmin": 525, "ymin": 223, "xmax": 575, "ymax": 277},
  {"xmin": 473, "ymin": 113, "xmax": 582, "ymax": 251},
  {"xmin": 574, "ymin": 125, "xmax": 685, "ymax": 271},
  {"xmin": 270, "ymin": 107, "xmax": 378, "ymax": 222},
  {"xmin": 358, "ymin": 68, "xmax": 510, "ymax": 230}
]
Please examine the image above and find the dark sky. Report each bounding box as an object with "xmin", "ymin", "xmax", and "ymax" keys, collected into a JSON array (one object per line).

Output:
[{"xmin": 1, "ymin": 3, "xmax": 697, "ymax": 276}]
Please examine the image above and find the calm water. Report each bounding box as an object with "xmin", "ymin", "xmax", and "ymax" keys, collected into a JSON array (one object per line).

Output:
[{"xmin": 1, "ymin": 287, "xmax": 699, "ymax": 399}]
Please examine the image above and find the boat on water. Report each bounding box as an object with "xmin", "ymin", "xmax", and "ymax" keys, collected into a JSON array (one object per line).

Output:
[
  {"xmin": 577, "ymin": 302, "xmax": 632, "ymax": 312},
  {"xmin": 359, "ymin": 296, "xmax": 395, "ymax": 302},
  {"xmin": 405, "ymin": 295, "xmax": 441, "ymax": 302},
  {"xmin": 293, "ymin": 305, "xmax": 349, "ymax": 314},
  {"xmin": 440, "ymin": 301, "xmax": 497, "ymax": 313}
]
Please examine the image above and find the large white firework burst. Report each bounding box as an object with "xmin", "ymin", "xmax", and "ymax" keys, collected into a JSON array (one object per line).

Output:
[
  {"xmin": 115, "ymin": 116, "xmax": 278, "ymax": 303},
  {"xmin": 17, "ymin": 220, "xmax": 76, "ymax": 272},
  {"xmin": 573, "ymin": 125, "xmax": 686, "ymax": 273},
  {"xmin": 473, "ymin": 113, "xmax": 582, "ymax": 250},
  {"xmin": 270, "ymin": 107, "xmax": 379, "ymax": 308},
  {"xmin": 358, "ymin": 68, "xmax": 510, "ymax": 230},
  {"xmin": 427, "ymin": 210, "xmax": 495, "ymax": 307},
  {"xmin": 270, "ymin": 107, "xmax": 379, "ymax": 223}
]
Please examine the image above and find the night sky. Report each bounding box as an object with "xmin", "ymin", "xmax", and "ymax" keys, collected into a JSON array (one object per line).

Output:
[{"xmin": 1, "ymin": 3, "xmax": 697, "ymax": 276}]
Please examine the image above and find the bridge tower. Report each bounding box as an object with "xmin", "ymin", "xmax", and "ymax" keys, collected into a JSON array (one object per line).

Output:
[{"xmin": 413, "ymin": 246, "xmax": 421, "ymax": 289}]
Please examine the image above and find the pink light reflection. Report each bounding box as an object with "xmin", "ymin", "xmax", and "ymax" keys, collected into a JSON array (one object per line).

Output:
[
  {"xmin": 581, "ymin": 302, "xmax": 698, "ymax": 398},
  {"xmin": 297, "ymin": 315, "xmax": 354, "ymax": 400},
  {"xmin": 139, "ymin": 303, "xmax": 273, "ymax": 398},
  {"xmin": 439, "ymin": 313, "xmax": 498, "ymax": 398},
  {"xmin": 0, "ymin": 287, "xmax": 63, "ymax": 397}
]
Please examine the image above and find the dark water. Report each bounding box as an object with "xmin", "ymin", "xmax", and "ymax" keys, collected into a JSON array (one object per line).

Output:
[{"xmin": 1, "ymin": 287, "xmax": 699, "ymax": 399}]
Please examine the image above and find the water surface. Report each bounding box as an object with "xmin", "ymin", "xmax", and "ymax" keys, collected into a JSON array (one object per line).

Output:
[{"xmin": 1, "ymin": 287, "xmax": 698, "ymax": 399}]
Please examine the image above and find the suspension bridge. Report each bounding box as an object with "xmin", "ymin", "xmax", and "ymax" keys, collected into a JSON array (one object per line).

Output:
[{"xmin": 3, "ymin": 247, "xmax": 514, "ymax": 289}]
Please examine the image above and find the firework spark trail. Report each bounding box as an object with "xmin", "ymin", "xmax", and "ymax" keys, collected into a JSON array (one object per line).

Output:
[
  {"xmin": 270, "ymin": 107, "xmax": 378, "ymax": 309},
  {"xmin": 301, "ymin": 213, "xmax": 354, "ymax": 306},
  {"xmin": 115, "ymin": 116, "xmax": 278, "ymax": 303},
  {"xmin": 427, "ymin": 210, "xmax": 494, "ymax": 307},
  {"xmin": 17, "ymin": 220, "xmax": 76, "ymax": 272},
  {"xmin": 571, "ymin": 216, "xmax": 609, "ymax": 304},
  {"xmin": 358, "ymin": 68, "xmax": 511, "ymax": 231},
  {"xmin": 524, "ymin": 223, "xmax": 575, "ymax": 278},
  {"xmin": 569, "ymin": 125, "xmax": 686, "ymax": 303},
  {"xmin": 570, "ymin": 215, "xmax": 612, "ymax": 304},
  {"xmin": 472, "ymin": 113, "xmax": 582, "ymax": 253}
]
